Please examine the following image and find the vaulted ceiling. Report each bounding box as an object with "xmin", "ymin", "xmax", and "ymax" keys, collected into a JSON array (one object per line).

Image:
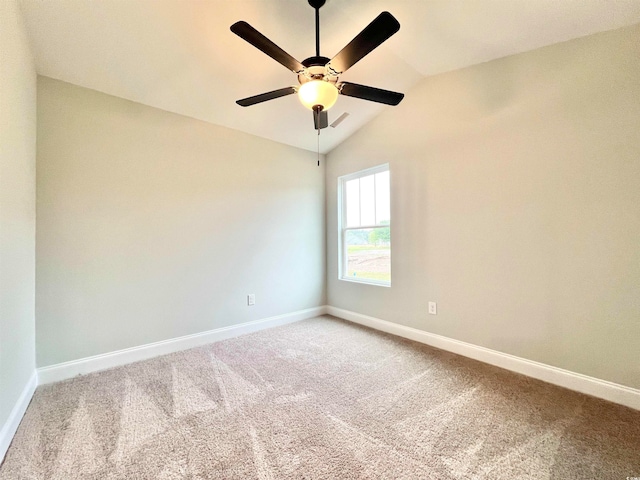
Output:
[{"xmin": 18, "ymin": 0, "xmax": 640, "ymax": 153}]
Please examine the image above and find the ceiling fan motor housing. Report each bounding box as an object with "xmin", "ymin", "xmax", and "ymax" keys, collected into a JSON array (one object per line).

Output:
[
  {"xmin": 298, "ymin": 57, "xmax": 338, "ymax": 87},
  {"xmin": 302, "ymin": 56, "xmax": 330, "ymax": 68}
]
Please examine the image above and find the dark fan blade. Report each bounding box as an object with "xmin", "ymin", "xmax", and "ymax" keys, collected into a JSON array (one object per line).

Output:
[
  {"xmin": 231, "ymin": 21, "xmax": 304, "ymax": 73},
  {"xmin": 339, "ymin": 82, "xmax": 404, "ymax": 106},
  {"xmin": 236, "ymin": 87, "xmax": 296, "ymax": 107},
  {"xmin": 313, "ymin": 110, "xmax": 328, "ymax": 130},
  {"xmin": 327, "ymin": 12, "xmax": 400, "ymax": 74}
]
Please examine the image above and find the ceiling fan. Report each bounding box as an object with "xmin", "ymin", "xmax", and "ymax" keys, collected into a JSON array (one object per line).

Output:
[{"xmin": 230, "ymin": 0, "xmax": 404, "ymax": 131}]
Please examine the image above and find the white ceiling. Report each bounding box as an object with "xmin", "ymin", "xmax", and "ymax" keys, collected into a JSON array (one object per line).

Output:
[{"xmin": 18, "ymin": 0, "xmax": 640, "ymax": 153}]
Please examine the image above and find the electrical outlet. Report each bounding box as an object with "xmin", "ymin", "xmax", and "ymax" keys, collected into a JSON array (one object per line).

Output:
[
  {"xmin": 247, "ymin": 294, "xmax": 255, "ymax": 306},
  {"xmin": 428, "ymin": 302, "xmax": 437, "ymax": 315}
]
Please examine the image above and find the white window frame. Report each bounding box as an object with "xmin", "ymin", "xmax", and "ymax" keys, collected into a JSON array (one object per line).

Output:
[{"xmin": 338, "ymin": 164, "xmax": 391, "ymax": 287}]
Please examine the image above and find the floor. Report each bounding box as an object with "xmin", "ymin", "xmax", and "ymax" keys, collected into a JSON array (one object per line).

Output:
[{"xmin": 1, "ymin": 315, "xmax": 639, "ymax": 479}]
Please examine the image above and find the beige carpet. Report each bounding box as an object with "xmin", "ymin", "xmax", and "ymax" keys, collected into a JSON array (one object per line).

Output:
[{"xmin": 1, "ymin": 315, "xmax": 639, "ymax": 479}]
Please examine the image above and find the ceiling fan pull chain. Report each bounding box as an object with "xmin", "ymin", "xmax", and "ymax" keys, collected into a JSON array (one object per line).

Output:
[{"xmin": 317, "ymin": 128, "xmax": 320, "ymax": 166}]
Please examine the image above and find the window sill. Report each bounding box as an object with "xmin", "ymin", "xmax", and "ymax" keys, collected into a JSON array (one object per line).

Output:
[{"xmin": 339, "ymin": 277, "xmax": 391, "ymax": 288}]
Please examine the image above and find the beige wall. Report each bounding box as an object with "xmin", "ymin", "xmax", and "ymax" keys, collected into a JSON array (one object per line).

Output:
[
  {"xmin": 36, "ymin": 77, "xmax": 325, "ymax": 367},
  {"xmin": 0, "ymin": 0, "xmax": 37, "ymax": 427},
  {"xmin": 326, "ymin": 24, "xmax": 640, "ymax": 389}
]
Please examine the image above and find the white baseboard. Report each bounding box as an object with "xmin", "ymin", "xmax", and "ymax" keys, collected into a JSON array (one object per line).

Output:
[
  {"xmin": 327, "ymin": 306, "xmax": 640, "ymax": 411},
  {"xmin": 0, "ymin": 371, "xmax": 38, "ymax": 463},
  {"xmin": 38, "ymin": 306, "xmax": 328, "ymax": 385}
]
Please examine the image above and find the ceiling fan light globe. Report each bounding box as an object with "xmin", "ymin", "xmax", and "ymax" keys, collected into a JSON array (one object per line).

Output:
[{"xmin": 298, "ymin": 80, "xmax": 338, "ymax": 111}]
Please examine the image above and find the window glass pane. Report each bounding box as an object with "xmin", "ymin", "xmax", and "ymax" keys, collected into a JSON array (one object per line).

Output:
[
  {"xmin": 375, "ymin": 171, "xmax": 390, "ymax": 225},
  {"xmin": 345, "ymin": 227, "xmax": 390, "ymax": 283},
  {"xmin": 359, "ymin": 174, "xmax": 375, "ymax": 226},
  {"xmin": 345, "ymin": 179, "xmax": 360, "ymax": 227},
  {"xmin": 340, "ymin": 164, "xmax": 391, "ymax": 286}
]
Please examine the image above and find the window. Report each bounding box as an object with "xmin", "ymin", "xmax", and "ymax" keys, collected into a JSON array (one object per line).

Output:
[{"xmin": 338, "ymin": 164, "xmax": 390, "ymax": 286}]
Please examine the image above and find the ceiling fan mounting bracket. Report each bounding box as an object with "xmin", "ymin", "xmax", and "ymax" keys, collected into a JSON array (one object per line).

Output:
[
  {"xmin": 326, "ymin": 64, "xmax": 340, "ymax": 76},
  {"xmin": 308, "ymin": 0, "xmax": 326, "ymax": 9}
]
